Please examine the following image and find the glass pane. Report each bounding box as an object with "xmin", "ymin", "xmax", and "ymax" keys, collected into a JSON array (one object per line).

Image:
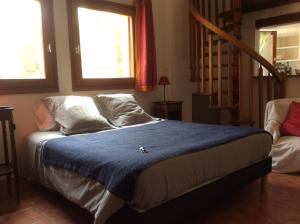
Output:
[
  {"xmin": 0, "ymin": 0, "xmax": 45, "ymax": 79},
  {"xmin": 78, "ymin": 8, "xmax": 132, "ymax": 79}
]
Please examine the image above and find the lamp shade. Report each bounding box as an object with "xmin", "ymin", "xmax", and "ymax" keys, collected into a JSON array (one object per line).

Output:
[{"xmin": 158, "ymin": 76, "xmax": 170, "ymax": 85}]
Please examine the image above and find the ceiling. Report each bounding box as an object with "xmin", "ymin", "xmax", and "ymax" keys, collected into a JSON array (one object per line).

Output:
[{"xmin": 242, "ymin": 0, "xmax": 300, "ymax": 13}]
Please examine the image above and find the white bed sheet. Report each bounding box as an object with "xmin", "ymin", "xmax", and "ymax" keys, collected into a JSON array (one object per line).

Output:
[{"xmin": 21, "ymin": 122, "xmax": 272, "ymax": 224}]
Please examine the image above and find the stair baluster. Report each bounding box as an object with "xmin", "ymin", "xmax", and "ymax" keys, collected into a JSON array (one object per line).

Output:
[
  {"xmin": 227, "ymin": 44, "xmax": 233, "ymax": 107},
  {"xmin": 267, "ymin": 72, "xmax": 271, "ymax": 101},
  {"xmin": 208, "ymin": 33, "xmax": 213, "ymax": 105},
  {"xmin": 249, "ymin": 59, "xmax": 254, "ymax": 124},
  {"xmin": 189, "ymin": 1, "xmax": 196, "ymax": 82},
  {"xmin": 201, "ymin": 25, "xmax": 206, "ymax": 94},
  {"xmin": 217, "ymin": 38, "xmax": 223, "ymax": 107},
  {"xmin": 238, "ymin": 49, "xmax": 242, "ymax": 120}
]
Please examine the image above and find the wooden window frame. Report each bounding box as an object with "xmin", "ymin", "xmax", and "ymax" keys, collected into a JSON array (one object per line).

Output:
[
  {"xmin": 67, "ymin": 0, "xmax": 136, "ymax": 91},
  {"xmin": 0, "ymin": 0, "xmax": 58, "ymax": 95}
]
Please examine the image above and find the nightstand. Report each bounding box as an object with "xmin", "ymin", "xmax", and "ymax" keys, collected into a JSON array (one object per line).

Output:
[
  {"xmin": 153, "ymin": 101, "xmax": 183, "ymax": 121},
  {"xmin": 0, "ymin": 107, "xmax": 19, "ymax": 200}
]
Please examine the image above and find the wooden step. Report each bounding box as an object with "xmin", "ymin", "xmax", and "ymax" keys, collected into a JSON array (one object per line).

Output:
[
  {"xmin": 221, "ymin": 24, "xmax": 234, "ymax": 32},
  {"xmin": 211, "ymin": 90, "xmax": 238, "ymax": 95},
  {"xmin": 230, "ymin": 119, "xmax": 255, "ymax": 127},
  {"xmin": 218, "ymin": 10, "xmax": 234, "ymax": 19},
  {"xmin": 199, "ymin": 63, "xmax": 238, "ymax": 69},
  {"xmin": 198, "ymin": 77, "xmax": 228, "ymax": 81},
  {"xmin": 198, "ymin": 76, "xmax": 238, "ymax": 82},
  {"xmin": 205, "ymin": 39, "xmax": 227, "ymax": 46},
  {"xmin": 0, "ymin": 163, "xmax": 14, "ymax": 176},
  {"xmin": 218, "ymin": 10, "xmax": 239, "ymax": 22},
  {"xmin": 193, "ymin": 92, "xmax": 212, "ymax": 97},
  {"xmin": 209, "ymin": 104, "xmax": 239, "ymax": 110},
  {"xmin": 221, "ymin": 23, "xmax": 242, "ymax": 33},
  {"xmin": 221, "ymin": 89, "xmax": 238, "ymax": 94},
  {"xmin": 196, "ymin": 90, "xmax": 237, "ymax": 97},
  {"xmin": 204, "ymin": 50, "xmax": 234, "ymax": 57}
]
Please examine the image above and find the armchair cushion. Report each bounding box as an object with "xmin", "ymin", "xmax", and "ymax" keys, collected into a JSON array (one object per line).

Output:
[{"xmin": 281, "ymin": 101, "xmax": 300, "ymax": 137}]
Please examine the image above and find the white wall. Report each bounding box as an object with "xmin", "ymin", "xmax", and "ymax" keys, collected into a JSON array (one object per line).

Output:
[
  {"xmin": 155, "ymin": 0, "xmax": 193, "ymax": 121},
  {"xmin": 0, "ymin": 0, "xmax": 192, "ymax": 160}
]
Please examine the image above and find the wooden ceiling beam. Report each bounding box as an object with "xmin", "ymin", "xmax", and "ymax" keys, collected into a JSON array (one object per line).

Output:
[
  {"xmin": 256, "ymin": 12, "xmax": 300, "ymax": 29},
  {"xmin": 242, "ymin": 0, "xmax": 300, "ymax": 13}
]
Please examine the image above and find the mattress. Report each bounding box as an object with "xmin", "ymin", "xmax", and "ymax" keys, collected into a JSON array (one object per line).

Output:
[{"xmin": 21, "ymin": 122, "xmax": 272, "ymax": 224}]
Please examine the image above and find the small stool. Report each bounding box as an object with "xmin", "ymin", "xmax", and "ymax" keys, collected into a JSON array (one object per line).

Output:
[{"xmin": 0, "ymin": 106, "xmax": 19, "ymax": 200}]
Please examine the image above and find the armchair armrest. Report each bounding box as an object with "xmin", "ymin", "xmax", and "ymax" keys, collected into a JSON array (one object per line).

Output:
[{"xmin": 265, "ymin": 119, "xmax": 281, "ymax": 143}]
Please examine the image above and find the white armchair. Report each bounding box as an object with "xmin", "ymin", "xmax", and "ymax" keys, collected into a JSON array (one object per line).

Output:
[{"xmin": 265, "ymin": 98, "xmax": 300, "ymax": 173}]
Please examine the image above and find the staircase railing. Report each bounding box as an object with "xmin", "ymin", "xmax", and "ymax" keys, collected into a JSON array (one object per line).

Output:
[{"xmin": 189, "ymin": 0, "xmax": 285, "ymax": 128}]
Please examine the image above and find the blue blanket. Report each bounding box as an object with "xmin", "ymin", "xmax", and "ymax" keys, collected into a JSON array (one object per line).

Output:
[{"xmin": 43, "ymin": 120, "xmax": 269, "ymax": 201}]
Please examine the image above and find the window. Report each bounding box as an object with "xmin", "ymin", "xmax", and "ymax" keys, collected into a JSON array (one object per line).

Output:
[
  {"xmin": 0, "ymin": 0, "xmax": 58, "ymax": 94},
  {"xmin": 68, "ymin": 0, "xmax": 135, "ymax": 90}
]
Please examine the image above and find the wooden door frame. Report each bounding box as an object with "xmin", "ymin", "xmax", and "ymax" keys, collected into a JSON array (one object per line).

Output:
[{"xmin": 271, "ymin": 31, "xmax": 277, "ymax": 66}]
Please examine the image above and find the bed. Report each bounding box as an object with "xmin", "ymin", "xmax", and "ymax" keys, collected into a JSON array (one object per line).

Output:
[{"xmin": 22, "ymin": 120, "xmax": 272, "ymax": 224}]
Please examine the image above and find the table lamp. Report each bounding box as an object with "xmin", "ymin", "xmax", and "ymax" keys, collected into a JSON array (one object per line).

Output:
[{"xmin": 158, "ymin": 76, "xmax": 170, "ymax": 102}]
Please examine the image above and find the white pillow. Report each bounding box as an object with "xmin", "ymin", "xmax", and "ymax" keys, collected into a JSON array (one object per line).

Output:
[
  {"xmin": 42, "ymin": 96, "xmax": 114, "ymax": 135},
  {"xmin": 95, "ymin": 94, "xmax": 154, "ymax": 127}
]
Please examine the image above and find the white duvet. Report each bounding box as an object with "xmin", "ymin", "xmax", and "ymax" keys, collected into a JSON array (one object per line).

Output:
[{"xmin": 21, "ymin": 122, "xmax": 271, "ymax": 224}]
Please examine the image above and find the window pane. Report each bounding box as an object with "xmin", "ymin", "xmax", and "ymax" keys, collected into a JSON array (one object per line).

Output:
[
  {"xmin": 78, "ymin": 8, "xmax": 132, "ymax": 79},
  {"xmin": 0, "ymin": 0, "xmax": 45, "ymax": 79}
]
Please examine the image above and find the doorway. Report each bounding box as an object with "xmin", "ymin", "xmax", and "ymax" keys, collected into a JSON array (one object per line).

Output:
[{"xmin": 259, "ymin": 23, "xmax": 300, "ymax": 76}]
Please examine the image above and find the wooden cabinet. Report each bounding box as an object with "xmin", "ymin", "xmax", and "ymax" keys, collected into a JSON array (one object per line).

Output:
[
  {"xmin": 0, "ymin": 107, "xmax": 19, "ymax": 200},
  {"xmin": 153, "ymin": 101, "xmax": 183, "ymax": 121}
]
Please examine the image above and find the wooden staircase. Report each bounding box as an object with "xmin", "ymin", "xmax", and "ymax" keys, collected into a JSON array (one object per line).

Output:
[{"xmin": 189, "ymin": 0, "xmax": 286, "ymax": 128}]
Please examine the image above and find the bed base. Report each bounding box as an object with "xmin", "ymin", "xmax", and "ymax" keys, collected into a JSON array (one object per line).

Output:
[{"xmin": 108, "ymin": 157, "xmax": 272, "ymax": 224}]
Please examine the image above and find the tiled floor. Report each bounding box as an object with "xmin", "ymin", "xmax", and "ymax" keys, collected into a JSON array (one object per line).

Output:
[{"xmin": 0, "ymin": 173, "xmax": 300, "ymax": 224}]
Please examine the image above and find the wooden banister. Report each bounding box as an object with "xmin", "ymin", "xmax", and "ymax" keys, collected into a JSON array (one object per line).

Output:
[
  {"xmin": 189, "ymin": 0, "xmax": 285, "ymax": 128},
  {"xmin": 190, "ymin": 2, "xmax": 282, "ymax": 83}
]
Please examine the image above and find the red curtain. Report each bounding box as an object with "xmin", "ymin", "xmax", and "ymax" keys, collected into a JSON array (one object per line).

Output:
[{"xmin": 135, "ymin": 0, "xmax": 157, "ymax": 92}]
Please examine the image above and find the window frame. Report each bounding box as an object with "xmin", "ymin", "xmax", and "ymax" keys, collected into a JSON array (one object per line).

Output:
[
  {"xmin": 0, "ymin": 0, "xmax": 58, "ymax": 94},
  {"xmin": 67, "ymin": 0, "xmax": 136, "ymax": 91}
]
